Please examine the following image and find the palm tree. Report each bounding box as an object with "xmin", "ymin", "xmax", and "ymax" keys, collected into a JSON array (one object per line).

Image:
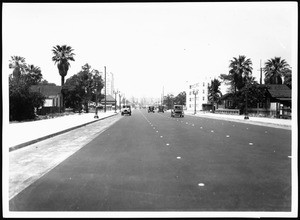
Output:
[
  {"xmin": 208, "ymin": 78, "xmax": 222, "ymax": 113},
  {"xmin": 9, "ymin": 56, "xmax": 26, "ymax": 79},
  {"xmin": 52, "ymin": 45, "xmax": 75, "ymax": 86},
  {"xmin": 263, "ymin": 57, "xmax": 290, "ymax": 85},
  {"xmin": 24, "ymin": 64, "xmax": 43, "ymax": 85},
  {"xmin": 227, "ymin": 55, "xmax": 253, "ymax": 107}
]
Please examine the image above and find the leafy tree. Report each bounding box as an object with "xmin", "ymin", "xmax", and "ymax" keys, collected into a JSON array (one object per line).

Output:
[
  {"xmin": 163, "ymin": 93, "xmax": 174, "ymax": 109},
  {"xmin": 282, "ymin": 68, "xmax": 292, "ymax": 89},
  {"xmin": 39, "ymin": 79, "xmax": 57, "ymax": 86},
  {"xmin": 9, "ymin": 56, "xmax": 46, "ymax": 121},
  {"xmin": 237, "ymin": 83, "xmax": 269, "ymax": 114},
  {"xmin": 208, "ymin": 78, "xmax": 222, "ymax": 113},
  {"xmin": 62, "ymin": 64, "xmax": 104, "ymax": 112},
  {"xmin": 264, "ymin": 57, "xmax": 290, "ymax": 85},
  {"xmin": 173, "ymin": 91, "xmax": 186, "ymax": 106},
  {"xmin": 9, "ymin": 74, "xmax": 45, "ymax": 121},
  {"xmin": 220, "ymin": 55, "xmax": 253, "ymax": 108}
]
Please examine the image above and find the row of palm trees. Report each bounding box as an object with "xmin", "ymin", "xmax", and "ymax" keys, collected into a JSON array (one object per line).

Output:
[{"xmin": 209, "ymin": 55, "xmax": 291, "ymax": 112}]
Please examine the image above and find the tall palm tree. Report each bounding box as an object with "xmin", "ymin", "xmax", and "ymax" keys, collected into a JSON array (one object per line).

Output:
[
  {"xmin": 208, "ymin": 78, "xmax": 222, "ymax": 113},
  {"xmin": 52, "ymin": 45, "xmax": 75, "ymax": 86},
  {"xmin": 9, "ymin": 56, "xmax": 26, "ymax": 79},
  {"xmin": 228, "ymin": 55, "xmax": 253, "ymax": 107},
  {"xmin": 263, "ymin": 57, "xmax": 290, "ymax": 85},
  {"xmin": 229, "ymin": 55, "xmax": 253, "ymax": 92}
]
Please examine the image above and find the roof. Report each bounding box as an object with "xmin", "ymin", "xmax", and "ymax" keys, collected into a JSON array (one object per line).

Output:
[
  {"xmin": 267, "ymin": 84, "xmax": 291, "ymax": 98},
  {"xmin": 100, "ymin": 95, "xmax": 116, "ymax": 103},
  {"xmin": 30, "ymin": 85, "xmax": 62, "ymax": 96}
]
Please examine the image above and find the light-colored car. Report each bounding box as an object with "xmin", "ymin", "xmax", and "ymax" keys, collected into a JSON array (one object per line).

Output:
[
  {"xmin": 121, "ymin": 105, "xmax": 132, "ymax": 116},
  {"xmin": 171, "ymin": 105, "xmax": 184, "ymax": 117}
]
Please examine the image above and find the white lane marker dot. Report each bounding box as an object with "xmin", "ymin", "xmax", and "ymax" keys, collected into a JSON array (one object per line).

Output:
[
  {"xmin": 211, "ymin": 130, "xmax": 214, "ymax": 133},
  {"xmin": 226, "ymin": 135, "xmax": 230, "ymax": 138},
  {"xmin": 156, "ymin": 130, "xmax": 158, "ymax": 132},
  {"xmin": 249, "ymin": 143, "xmax": 253, "ymax": 145},
  {"xmin": 153, "ymin": 127, "xmax": 155, "ymax": 129},
  {"xmin": 198, "ymin": 183, "xmax": 205, "ymax": 187},
  {"xmin": 166, "ymin": 143, "xmax": 170, "ymax": 146},
  {"xmin": 265, "ymin": 131, "xmax": 268, "ymax": 133},
  {"xmin": 192, "ymin": 124, "xmax": 194, "ymax": 126},
  {"xmin": 160, "ymin": 136, "xmax": 163, "ymax": 138},
  {"xmin": 200, "ymin": 127, "xmax": 203, "ymax": 129},
  {"xmin": 186, "ymin": 122, "xmax": 188, "ymax": 124},
  {"xmin": 246, "ymin": 128, "xmax": 249, "ymax": 130},
  {"xmin": 177, "ymin": 156, "xmax": 181, "ymax": 159}
]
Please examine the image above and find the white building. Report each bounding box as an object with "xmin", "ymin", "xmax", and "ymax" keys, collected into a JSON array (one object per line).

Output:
[
  {"xmin": 100, "ymin": 72, "xmax": 115, "ymax": 96},
  {"xmin": 186, "ymin": 76, "xmax": 213, "ymax": 112}
]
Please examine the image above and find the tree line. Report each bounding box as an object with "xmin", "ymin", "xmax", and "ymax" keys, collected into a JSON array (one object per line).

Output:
[
  {"xmin": 9, "ymin": 45, "xmax": 107, "ymax": 121},
  {"xmin": 207, "ymin": 55, "xmax": 292, "ymax": 113}
]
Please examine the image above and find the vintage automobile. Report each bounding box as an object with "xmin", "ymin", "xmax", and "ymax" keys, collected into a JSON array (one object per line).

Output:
[
  {"xmin": 171, "ymin": 105, "xmax": 184, "ymax": 117},
  {"xmin": 157, "ymin": 105, "xmax": 164, "ymax": 113},
  {"xmin": 121, "ymin": 105, "xmax": 132, "ymax": 116},
  {"xmin": 148, "ymin": 106, "xmax": 155, "ymax": 113}
]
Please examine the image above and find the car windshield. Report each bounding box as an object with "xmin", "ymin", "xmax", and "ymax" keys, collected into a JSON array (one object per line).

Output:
[
  {"xmin": 122, "ymin": 105, "xmax": 130, "ymax": 108},
  {"xmin": 174, "ymin": 106, "xmax": 182, "ymax": 110}
]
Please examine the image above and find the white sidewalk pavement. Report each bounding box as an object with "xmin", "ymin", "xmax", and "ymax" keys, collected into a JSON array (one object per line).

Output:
[
  {"xmin": 184, "ymin": 110, "xmax": 292, "ymax": 130},
  {"xmin": 5, "ymin": 111, "xmax": 118, "ymax": 151}
]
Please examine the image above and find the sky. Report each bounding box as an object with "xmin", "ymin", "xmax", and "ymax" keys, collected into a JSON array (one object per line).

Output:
[{"xmin": 3, "ymin": 2, "xmax": 297, "ymax": 100}]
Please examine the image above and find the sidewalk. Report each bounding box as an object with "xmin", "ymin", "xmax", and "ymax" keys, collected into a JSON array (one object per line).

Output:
[
  {"xmin": 184, "ymin": 110, "xmax": 292, "ymax": 130},
  {"xmin": 6, "ymin": 111, "xmax": 119, "ymax": 152}
]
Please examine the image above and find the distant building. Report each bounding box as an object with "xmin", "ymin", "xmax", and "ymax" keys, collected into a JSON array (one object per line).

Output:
[
  {"xmin": 100, "ymin": 72, "xmax": 114, "ymax": 96},
  {"xmin": 186, "ymin": 76, "xmax": 213, "ymax": 112},
  {"xmin": 30, "ymin": 85, "xmax": 62, "ymax": 114}
]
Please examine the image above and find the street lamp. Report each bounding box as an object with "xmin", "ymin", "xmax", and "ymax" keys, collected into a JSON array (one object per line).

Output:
[
  {"xmin": 243, "ymin": 74, "xmax": 249, "ymax": 120},
  {"xmin": 244, "ymin": 83, "xmax": 249, "ymax": 119},
  {"xmin": 118, "ymin": 93, "xmax": 122, "ymax": 111},
  {"xmin": 193, "ymin": 89, "xmax": 199, "ymax": 115},
  {"xmin": 113, "ymin": 90, "xmax": 119, "ymax": 113},
  {"xmin": 94, "ymin": 81, "xmax": 99, "ymax": 119}
]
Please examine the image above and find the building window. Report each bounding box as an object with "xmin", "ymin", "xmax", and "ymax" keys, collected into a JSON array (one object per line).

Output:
[
  {"xmin": 203, "ymin": 90, "xmax": 205, "ymax": 94},
  {"xmin": 189, "ymin": 91, "xmax": 191, "ymax": 95},
  {"xmin": 189, "ymin": 85, "xmax": 192, "ymax": 89},
  {"xmin": 203, "ymin": 97, "xmax": 205, "ymax": 101},
  {"xmin": 189, "ymin": 98, "xmax": 191, "ymax": 101},
  {"xmin": 203, "ymin": 82, "xmax": 205, "ymax": 87},
  {"xmin": 189, "ymin": 104, "xmax": 191, "ymax": 108}
]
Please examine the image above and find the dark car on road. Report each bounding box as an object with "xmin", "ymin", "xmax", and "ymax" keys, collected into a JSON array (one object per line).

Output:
[
  {"xmin": 121, "ymin": 105, "xmax": 132, "ymax": 116},
  {"xmin": 157, "ymin": 105, "xmax": 164, "ymax": 113},
  {"xmin": 148, "ymin": 106, "xmax": 155, "ymax": 113},
  {"xmin": 171, "ymin": 105, "xmax": 184, "ymax": 117}
]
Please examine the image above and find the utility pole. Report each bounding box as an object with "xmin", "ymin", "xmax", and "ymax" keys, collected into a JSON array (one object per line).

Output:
[
  {"xmin": 193, "ymin": 89, "xmax": 198, "ymax": 115},
  {"xmin": 259, "ymin": 59, "xmax": 263, "ymax": 85},
  {"xmin": 104, "ymin": 66, "xmax": 106, "ymax": 113}
]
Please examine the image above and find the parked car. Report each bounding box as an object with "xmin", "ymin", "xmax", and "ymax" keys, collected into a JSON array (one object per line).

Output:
[
  {"xmin": 148, "ymin": 106, "xmax": 155, "ymax": 113},
  {"xmin": 121, "ymin": 105, "xmax": 132, "ymax": 116},
  {"xmin": 157, "ymin": 105, "xmax": 164, "ymax": 113},
  {"xmin": 171, "ymin": 105, "xmax": 184, "ymax": 117}
]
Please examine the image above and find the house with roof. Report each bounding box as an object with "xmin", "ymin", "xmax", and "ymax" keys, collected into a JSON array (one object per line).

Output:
[
  {"xmin": 97, "ymin": 94, "xmax": 117, "ymax": 111},
  {"xmin": 266, "ymin": 84, "xmax": 291, "ymax": 118},
  {"xmin": 30, "ymin": 85, "xmax": 62, "ymax": 114},
  {"xmin": 217, "ymin": 84, "xmax": 291, "ymax": 118}
]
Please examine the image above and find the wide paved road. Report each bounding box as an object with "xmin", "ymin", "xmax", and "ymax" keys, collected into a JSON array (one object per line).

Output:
[{"xmin": 9, "ymin": 109, "xmax": 291, "ymax": 211}]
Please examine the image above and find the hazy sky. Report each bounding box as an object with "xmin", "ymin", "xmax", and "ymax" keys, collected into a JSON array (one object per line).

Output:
[{"xmin": 3, "ymin": 2, "xmax": 297, "ymax": 99}]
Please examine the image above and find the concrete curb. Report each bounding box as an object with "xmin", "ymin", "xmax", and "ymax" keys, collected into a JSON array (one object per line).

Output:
[
  {"xmin": 185, "ymin": 113, "xmax": 291, "ymax": 130},
  {"xmin": 9, "ymin": 113, "xmax": 119, "ymax": 152}
]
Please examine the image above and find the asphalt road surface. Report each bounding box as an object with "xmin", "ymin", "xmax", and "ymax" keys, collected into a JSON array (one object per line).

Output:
[{"xmin": 9, "ymin": 109, "xmax": 291, "ymax": 211}]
